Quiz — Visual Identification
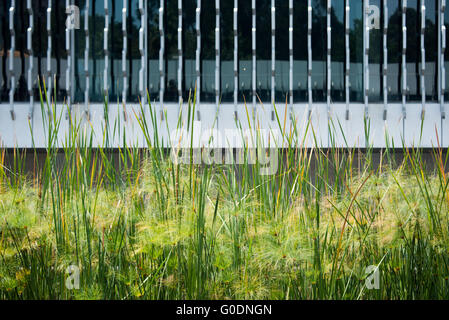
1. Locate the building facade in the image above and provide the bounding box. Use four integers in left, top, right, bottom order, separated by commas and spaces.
0, 0, 449, 148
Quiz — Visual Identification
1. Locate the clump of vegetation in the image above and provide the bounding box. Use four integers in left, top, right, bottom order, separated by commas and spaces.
0, 85, 448, 299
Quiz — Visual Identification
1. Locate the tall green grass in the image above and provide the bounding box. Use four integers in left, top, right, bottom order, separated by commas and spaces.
0, 84, 448, 299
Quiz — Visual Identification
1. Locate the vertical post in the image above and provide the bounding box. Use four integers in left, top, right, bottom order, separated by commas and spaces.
144, 0, 148, 104
47, 0, 52, 108
85, 0, 90, 117
104, 0, 109, 106
327, 0, 331, 115
66, 0, 72, 116
420, 0, 425, 119
159, 0, 164, 117
271, 1, 275, 105
402, 0, 407, 118
233, 0, 238, 117
178, 0, 183, 105
122, 0, 128, 105
139, 0, 146, 104
70, 0, 75, 115
252, 0, 256, 112
383, 0, 388, 120
345, 0, 350, 119
196, 0, 200, 106
441, 0, 446, 119
27, 0, 34, 119
307, 0, 312, 114
364, 0, 369, 119
289, 0, 293, 112
215, 0, 220, 108
9, 1, 15, 120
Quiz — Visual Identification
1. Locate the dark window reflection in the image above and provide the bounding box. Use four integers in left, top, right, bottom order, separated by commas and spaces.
182, 0, 195, 101
148, 0, 160, 102
331, 0, 345, 102
90, 1, 105, 102
238, 0, 252, 103
107, 0, 123, 103
0, 0, 11, 102
256, 0, 270, 103
51, 0, 68, 102
293, 0, 307, 102
201, 0, 215, 103
349, 0, 363, 102
74, 0, 86, 103
220, 0, 233, 103
12, 1, 28, 102
126, 0, 141, 102
387, 0, 402, 102
406, 0, 421, 101
275, 0, 289, 102
164, 0, 178, 102
368, 0, 383, 103
446, 1, 449, 101
424, 0, 438, 102
312, 0, 326, 102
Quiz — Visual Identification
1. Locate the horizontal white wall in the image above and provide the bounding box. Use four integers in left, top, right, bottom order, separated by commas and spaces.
0, 103, 446, 149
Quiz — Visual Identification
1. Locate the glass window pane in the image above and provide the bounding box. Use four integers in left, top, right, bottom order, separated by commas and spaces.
349, 0, 363, 102
275, 0, 289, 102
331, 0, 345, 102
182, 0, 195, 101
293, 0, 307, 102
312, 0, 326, 102
406, 0, 421, 101
74, 0, 86, 103
200, 0, 215, 103
126, 0, 141, 102
445, 0, 449, 101
0, 0, 11, 103
238, 0, 252, 103
424, 0, 437, 102
368, 0, 383, 102
52, 0, 68, 102
13, 0, 29, 102
108, 0, 123, 103
164, 0, 178, 102
387, 0, 402, 102
220, 0, 233, 103
148, 0, 160, 102
90, 0, 105, 102
256, 0, 270, 103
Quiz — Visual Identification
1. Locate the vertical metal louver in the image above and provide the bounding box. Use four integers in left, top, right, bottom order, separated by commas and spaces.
27, 0, 34, 119
178, 0, 182, 104
9, 0, 15, 119
159, 0, 164, 119
215, 0, 220, 108
402, 0, 407, 118
196, 0, 200, 106
307, 0, 312, 112
441, 0, 446, 118
104, 0, 109, 104
122, 0, 128, 104
288, 0, 293, 111
383, 0, 388, 119
233, 0, 238, 116
85, 0, 90, 115
345, 0, 350, 119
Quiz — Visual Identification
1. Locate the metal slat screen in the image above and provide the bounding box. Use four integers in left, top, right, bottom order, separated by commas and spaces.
0, 0, 446, 119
